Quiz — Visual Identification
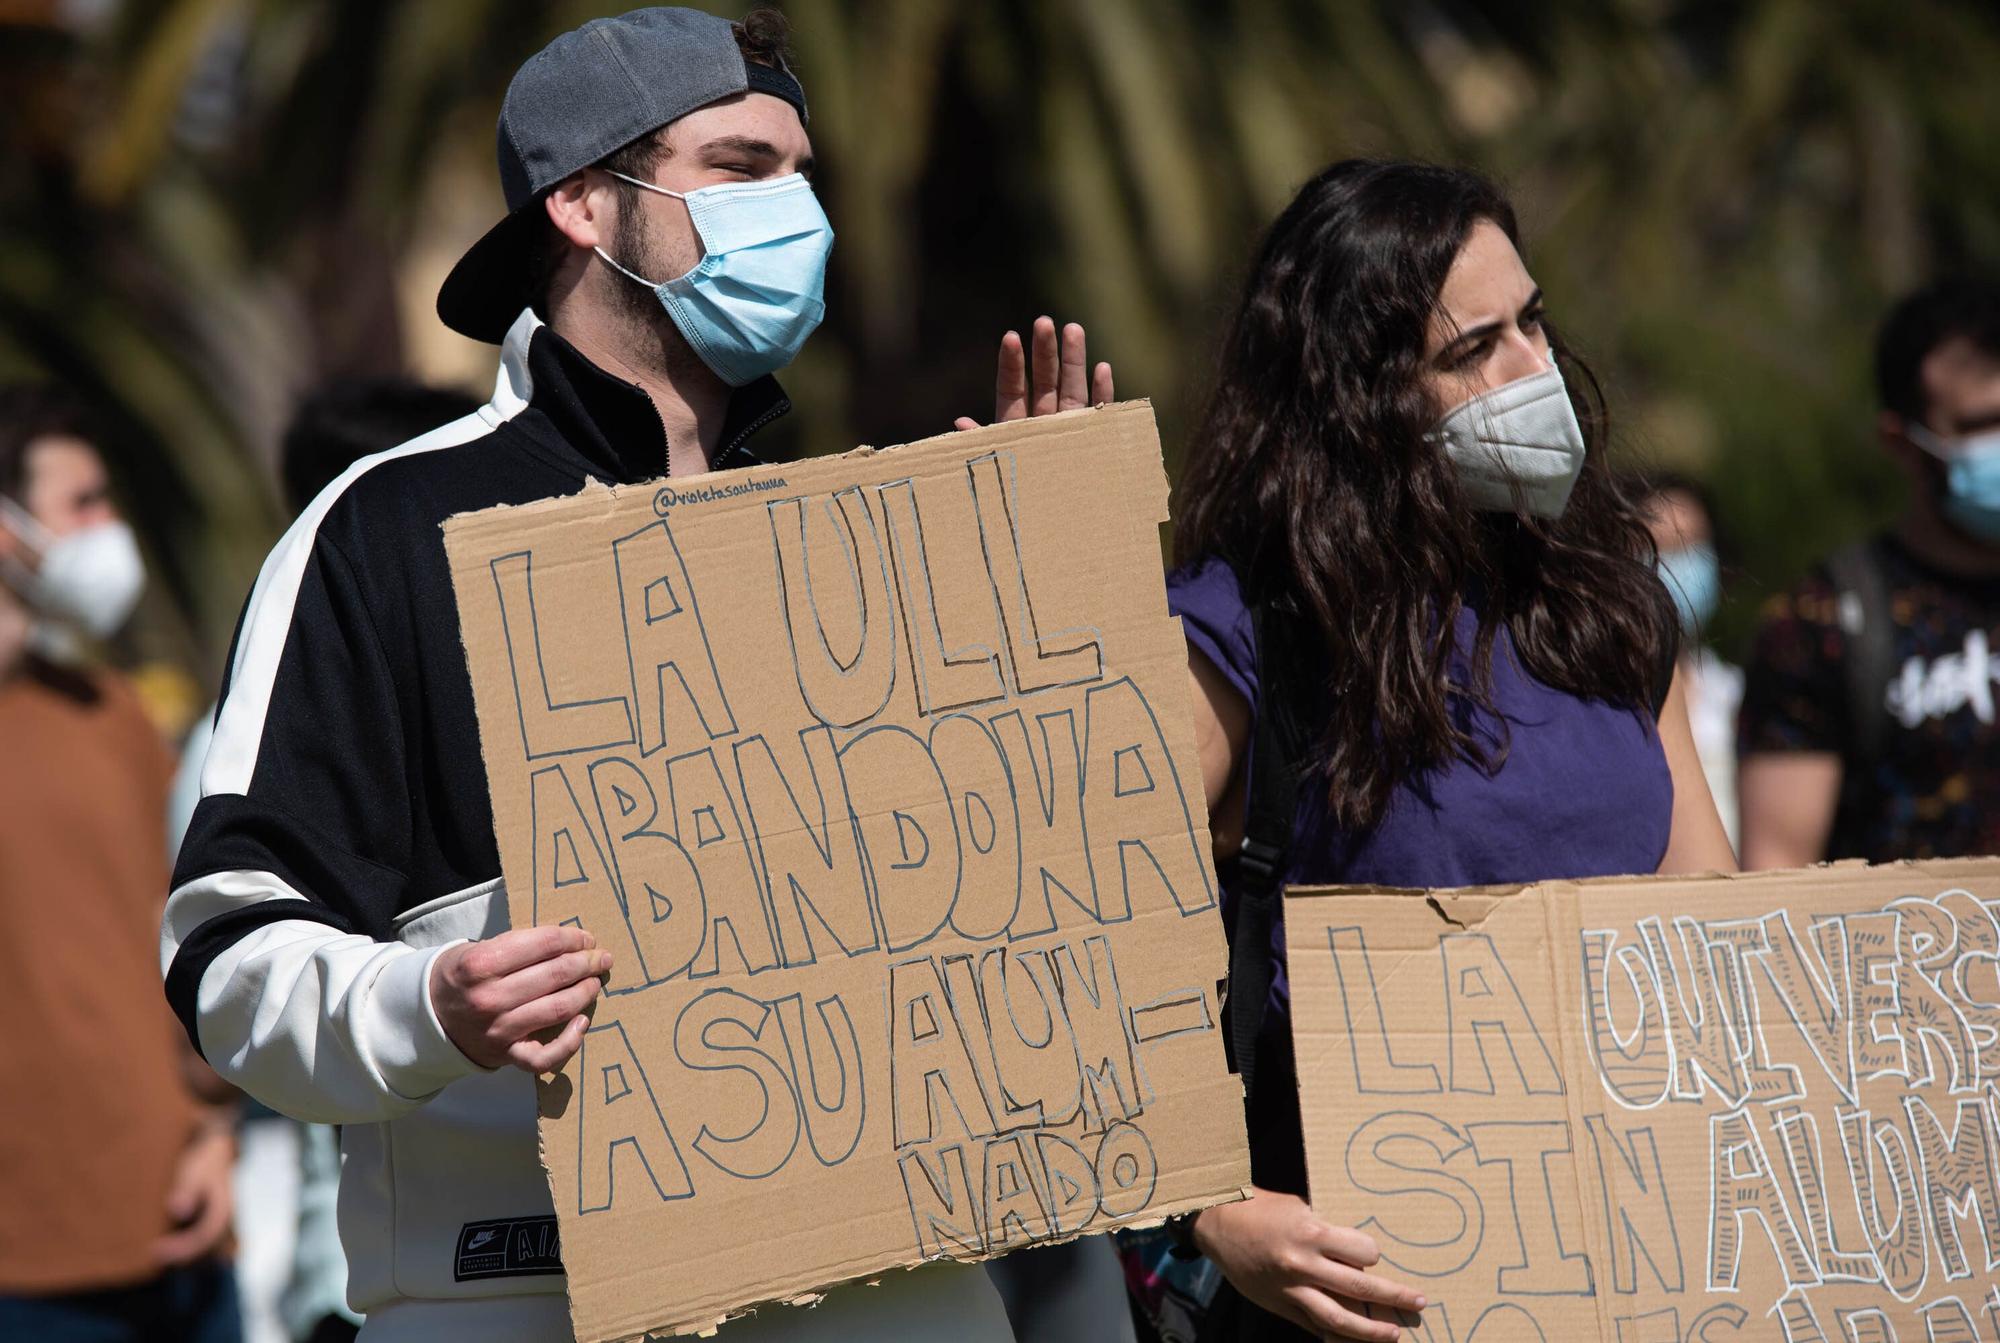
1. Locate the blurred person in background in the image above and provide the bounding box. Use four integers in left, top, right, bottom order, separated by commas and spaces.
1156, 159, 1733, 1342
1738, 278, 2000, 868
1637, 472, 1743, 847
169, 377, 481, 1343
160, 9, 1103, 1342
0, 382, 241, 1343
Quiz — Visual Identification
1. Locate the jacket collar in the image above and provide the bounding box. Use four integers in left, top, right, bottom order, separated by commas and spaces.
494, 310, 794, 484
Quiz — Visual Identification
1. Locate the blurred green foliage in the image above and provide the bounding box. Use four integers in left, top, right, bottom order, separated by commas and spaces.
3, 0, 1998, 690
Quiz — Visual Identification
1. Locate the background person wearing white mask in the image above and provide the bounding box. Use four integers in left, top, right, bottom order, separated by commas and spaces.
1739, 278, 2000, 869
0, 381, 243, 1343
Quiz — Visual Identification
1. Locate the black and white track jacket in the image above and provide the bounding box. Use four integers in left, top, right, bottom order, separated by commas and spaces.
161, 312, 1010, 1340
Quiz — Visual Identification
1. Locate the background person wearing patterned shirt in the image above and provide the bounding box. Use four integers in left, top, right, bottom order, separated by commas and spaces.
1738, 278, 2000, 867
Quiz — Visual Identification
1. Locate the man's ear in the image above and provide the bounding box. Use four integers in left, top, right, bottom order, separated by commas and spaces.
544, 170, 610, 251
1879, 409, 1938, 488
1879, 409, 1916, 461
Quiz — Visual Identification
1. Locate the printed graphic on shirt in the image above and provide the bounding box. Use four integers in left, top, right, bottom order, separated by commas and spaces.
1739, 536, 2000, 862
1884, 627, 2000, 726
454, 1216, 562, 1281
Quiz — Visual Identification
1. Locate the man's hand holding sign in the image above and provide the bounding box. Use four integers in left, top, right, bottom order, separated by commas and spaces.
432, 925, 613, 1074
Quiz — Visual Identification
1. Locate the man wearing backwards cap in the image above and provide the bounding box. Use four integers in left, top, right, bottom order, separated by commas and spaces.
162, 8, 1106, 1340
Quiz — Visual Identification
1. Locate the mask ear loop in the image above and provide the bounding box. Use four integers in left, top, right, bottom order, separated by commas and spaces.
0, 496, 49, 605
593, 246, 661, 289
0, 496, 49, 567
595, 170, 701, 289
602, 169, 689, 202
1902, 421, 1956, 462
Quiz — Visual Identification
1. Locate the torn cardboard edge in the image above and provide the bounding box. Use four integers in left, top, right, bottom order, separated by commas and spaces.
440, 399, 1163, 533
1286, 853, 1998, 915
658, 1186, 1255, 1343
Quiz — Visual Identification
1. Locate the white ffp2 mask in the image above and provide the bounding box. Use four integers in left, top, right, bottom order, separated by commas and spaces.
1431, 356, 1588, 519
0, 497, 146, 638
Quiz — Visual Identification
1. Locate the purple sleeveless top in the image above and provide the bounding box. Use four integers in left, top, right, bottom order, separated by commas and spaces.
1168, 557, 1672, 1192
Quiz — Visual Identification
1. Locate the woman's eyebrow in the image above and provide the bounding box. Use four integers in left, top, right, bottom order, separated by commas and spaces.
1438, 319, 1501, 361
1438, 288, 1547, 361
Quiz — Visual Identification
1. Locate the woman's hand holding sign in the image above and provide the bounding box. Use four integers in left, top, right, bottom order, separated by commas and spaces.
954, 315, 1115, 429
1194, 1186, 1427, 1341
431, 925, 612, 1073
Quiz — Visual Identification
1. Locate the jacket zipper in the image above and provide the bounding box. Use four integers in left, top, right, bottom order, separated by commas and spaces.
715, 398, 790, 469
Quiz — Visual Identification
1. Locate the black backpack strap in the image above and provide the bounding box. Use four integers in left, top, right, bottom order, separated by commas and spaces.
1824, 540, 1893, 766
1224, 603, 1306, 1101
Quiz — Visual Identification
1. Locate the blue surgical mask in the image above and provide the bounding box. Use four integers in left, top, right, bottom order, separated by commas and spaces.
1657, 543, 1720, 634
1909, 423, 2000, 544
596, 171, 833, 386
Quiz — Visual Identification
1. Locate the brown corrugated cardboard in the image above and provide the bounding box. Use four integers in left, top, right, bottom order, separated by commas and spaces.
442, 402, 1250, 1342
1286, 858, 2000, 1341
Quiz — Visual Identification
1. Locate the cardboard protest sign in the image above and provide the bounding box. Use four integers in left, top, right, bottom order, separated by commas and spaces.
1286, 860, 2000, 1342
442, 403, 1250, 1341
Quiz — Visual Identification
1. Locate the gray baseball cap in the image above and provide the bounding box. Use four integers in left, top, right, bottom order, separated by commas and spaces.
437, 6, 808, 343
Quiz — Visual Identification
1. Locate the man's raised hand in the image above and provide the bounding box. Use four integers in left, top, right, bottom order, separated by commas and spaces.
430, 925, 612, 1074
953, 315, 1115, 430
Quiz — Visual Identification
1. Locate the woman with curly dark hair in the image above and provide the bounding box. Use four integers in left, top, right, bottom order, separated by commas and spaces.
1166, 160, 1735, 1341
